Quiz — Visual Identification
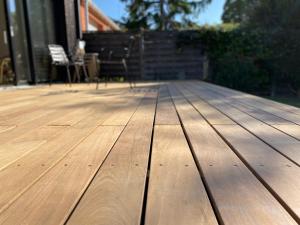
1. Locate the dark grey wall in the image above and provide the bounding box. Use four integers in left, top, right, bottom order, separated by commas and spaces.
63, 0, 78, 54
0, 0, 9, 59
83, 31, 204, 80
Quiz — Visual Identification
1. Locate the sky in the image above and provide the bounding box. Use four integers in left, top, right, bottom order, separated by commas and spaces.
95, 0, 226, 25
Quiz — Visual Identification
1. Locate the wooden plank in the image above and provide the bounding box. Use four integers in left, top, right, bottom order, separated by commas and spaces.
202, 81, 300, 116
0, 125, 15, 134
0, 84, 132, 126
0, 88, 135, 143
186, 82, 300, 165
200, 81, 300, 125
102, 93, 145, 126
0, 126, 66, 170
0, 91, 141, 213
145, 125, 218, 225
273, 124, 300, 140
0, 126, 123, 225
155, 86, 180, 125
66, 93, 157, 225
215, 124, 300, 222
175, 83, 234, 125
229, 101, 291, 125
194, 82, 293, 126
47, 108, 92, 126
168, 84, 297, 225
0, 89, 83, 123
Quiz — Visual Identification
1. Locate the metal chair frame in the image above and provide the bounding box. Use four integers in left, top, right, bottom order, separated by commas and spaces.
96, 35, 136, 89
70, 40, 89, 83
48, 44, 72, 86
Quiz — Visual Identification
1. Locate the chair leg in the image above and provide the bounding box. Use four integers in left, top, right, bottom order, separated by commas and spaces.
73, 65, 80, 83
72, 66, 76, 83
66, 65, 72, 87
122, 59, 132, 89
96, 77, 99, 90
49, 64, 53, 86
82, 65, 89, 84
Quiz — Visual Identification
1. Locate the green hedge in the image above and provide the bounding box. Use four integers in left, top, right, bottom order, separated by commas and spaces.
177, 26, 300, 96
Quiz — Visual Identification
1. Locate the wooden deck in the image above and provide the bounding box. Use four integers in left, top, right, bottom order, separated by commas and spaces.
0, 81, 299, 225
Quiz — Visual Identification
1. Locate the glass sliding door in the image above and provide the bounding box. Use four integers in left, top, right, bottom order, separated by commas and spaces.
0, 0, 14, 85
26, 0, 57, 82
6, 0, 31, 84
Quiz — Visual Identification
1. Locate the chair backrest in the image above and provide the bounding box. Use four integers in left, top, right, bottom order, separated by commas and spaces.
48, 44, 69, 65
72, 40, 86, 63
125, 35, 136, 59
100, 35, 136, 60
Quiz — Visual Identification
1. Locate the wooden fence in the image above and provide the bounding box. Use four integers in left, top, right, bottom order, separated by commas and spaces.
83, 31, 205, 80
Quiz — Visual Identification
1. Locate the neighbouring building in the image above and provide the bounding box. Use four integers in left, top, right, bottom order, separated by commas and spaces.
80, 0, 120, 32
0, 0, 118, 86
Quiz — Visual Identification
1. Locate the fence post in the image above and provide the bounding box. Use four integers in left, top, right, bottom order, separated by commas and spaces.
139, 30, 145, 79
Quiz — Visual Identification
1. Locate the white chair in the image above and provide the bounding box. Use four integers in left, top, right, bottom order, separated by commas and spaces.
48, 44, 71, 86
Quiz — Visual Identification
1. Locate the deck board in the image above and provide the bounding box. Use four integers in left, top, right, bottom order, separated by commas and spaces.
186, 82, 300, 165
169, 84, 298, 225
0, 126, 123, 225
0, 89, 142, 213
145, 87, 217, 225
66, 92, 157, 225
202, 81, 300, 125
0, 126, 66, 170
0, 82, 299, 224
155, 86, 180, 125
145, 125, 218, 225
215, 125, 300, 222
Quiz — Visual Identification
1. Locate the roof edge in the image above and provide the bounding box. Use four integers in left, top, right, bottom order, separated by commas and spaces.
88, 1, 121, 31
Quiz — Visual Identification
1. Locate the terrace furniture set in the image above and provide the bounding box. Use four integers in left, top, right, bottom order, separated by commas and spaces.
48, 36, 136, 89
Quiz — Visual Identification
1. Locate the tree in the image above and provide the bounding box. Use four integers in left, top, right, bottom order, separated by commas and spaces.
246, 0, 300, 96
120, 0, 211, 30
222, 0, 300, 96
222, 0, 257, 24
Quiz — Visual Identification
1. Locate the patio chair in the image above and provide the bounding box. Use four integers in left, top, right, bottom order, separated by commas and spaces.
48, 44, 72, 86
0, 57, 14, 84
70, 40, 89, 83
96, 35, 136, 89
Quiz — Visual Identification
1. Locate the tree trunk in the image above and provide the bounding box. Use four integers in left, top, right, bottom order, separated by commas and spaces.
160, 0, 167, 30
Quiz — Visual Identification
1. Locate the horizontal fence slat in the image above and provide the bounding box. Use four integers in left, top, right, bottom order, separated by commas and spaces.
83, 31, 204, 80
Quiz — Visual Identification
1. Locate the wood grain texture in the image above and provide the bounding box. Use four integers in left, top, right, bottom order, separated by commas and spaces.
169, 84, 298, 225
215, 124, 300, 222
102, 93, 145, 126
155, 85, 180, 125
0, 126, 123, 225
199, 81, 300, 125
176, 84, 234, 125
0, 125, 15, 134
0, 82, 299, 224
145, 125, 218, 225
66, 93, 157, 225
273, 124, 300, 140
0, 87, 141, 214
0, 126, 66, 171
185, 82, 300, 165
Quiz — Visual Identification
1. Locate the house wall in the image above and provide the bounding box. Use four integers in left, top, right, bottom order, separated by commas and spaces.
0, 1, 9, 59
63, 0, 79, 53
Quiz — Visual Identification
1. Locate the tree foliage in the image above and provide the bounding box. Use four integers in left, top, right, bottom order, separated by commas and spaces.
246, 0, 300, 95
222, 0, 257, 23
212, 0, 300, 96
177, 27, 271, 93
120, 0, 211, 30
